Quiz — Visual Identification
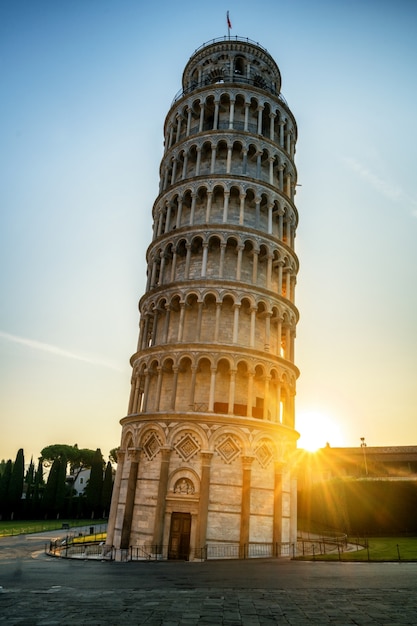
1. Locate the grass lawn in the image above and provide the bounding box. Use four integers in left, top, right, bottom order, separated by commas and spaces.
298, 536, 417, 562
0, 519, 106, 537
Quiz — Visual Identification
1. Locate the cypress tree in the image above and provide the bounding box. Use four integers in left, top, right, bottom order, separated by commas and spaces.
32, 459, 44, 518
101, 461, 114, 517
0, 460, 12, 519
85, 448, 104, 518
9, 448, 24, 519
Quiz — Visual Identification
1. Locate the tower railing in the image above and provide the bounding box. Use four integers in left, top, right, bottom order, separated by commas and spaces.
172, 75, 288, 106
190, 36, 271, 57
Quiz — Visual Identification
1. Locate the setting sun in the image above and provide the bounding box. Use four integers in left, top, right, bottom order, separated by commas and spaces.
296, 410, 345, 451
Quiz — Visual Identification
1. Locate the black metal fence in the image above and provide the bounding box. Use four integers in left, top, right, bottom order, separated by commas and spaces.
125, 542, 295, 562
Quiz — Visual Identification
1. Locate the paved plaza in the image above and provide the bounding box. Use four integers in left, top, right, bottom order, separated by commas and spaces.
1, 531, 417, 624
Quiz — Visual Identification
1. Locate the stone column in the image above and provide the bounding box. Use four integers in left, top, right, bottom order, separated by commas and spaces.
155, 366, 163, 411
171, 157, 177, 185
177, 302, 186, 342
246, 369, 254, 417
214, 303, 221, 342
278, 164, 284, 192
137, 318, 145, 351
279, 120, 285, 148
162, 304, 171, 343
150, 257, 158, 287
244, 102, 249, 131
236, 244, 243, 280
182, 152, 188, 180
205, 190, 213, 222
276, 207, 283, 240
257, 106, 264, 135
127, 376, 136, 414
171, 366, 179, 410
268, 203, 273, 234
263, 376, 270, 420
269, 156, 274, 185
252, 249, 258, 284
219, 242, 226, 278
256, 152, 262, 180
165, 202, 172, 233
290, 474, 298, 544
105, 450, 125, 548
190, 193, 197, 225
196, 147, 202, 176
199, 102, 205, 132
210, 145, 216, 173
229, 99, 235, 129
269, 112, 276, 141
278, 261, 284, 296
276, 378, 282, 422
142, 369, 151, 412
152, 447, 171, 550
189, 365, 198, 410
170, 248, 177, 282
250, 307, 256, 348
226, 145, 232, 173
201, 242, 208, 277
184, 243, 192, 279
208, 366, 216, 411
151, 309, 159, 344
168, 125, 174, 150
273, 461, 283, 546
240, 456, 254, 555
242, 149, 248, 176
232, 304, 240, 344
196, 300, 203, 341
239, 192, 246, 224
176, 198, 183, 228
266, 253, 273, 290
213, 99, 220, 130
197, 452, 213, 554
186, 107, 192, 136
223, 191, 230, 223
120, 449, 140, 550
228, 368, 236, 415
264, 312, 271, 352
175, 114, 182, 142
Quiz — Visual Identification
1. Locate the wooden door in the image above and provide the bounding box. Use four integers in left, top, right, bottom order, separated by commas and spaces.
168, 512, 191, 560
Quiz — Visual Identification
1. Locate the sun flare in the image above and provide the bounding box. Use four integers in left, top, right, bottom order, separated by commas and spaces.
296, 410, 344, 452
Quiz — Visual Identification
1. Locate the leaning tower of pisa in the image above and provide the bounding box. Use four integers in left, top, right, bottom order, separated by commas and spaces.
106, 36, 300, 560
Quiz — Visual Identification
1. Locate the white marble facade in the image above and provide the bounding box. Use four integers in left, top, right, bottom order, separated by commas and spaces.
106, 37, 300, 560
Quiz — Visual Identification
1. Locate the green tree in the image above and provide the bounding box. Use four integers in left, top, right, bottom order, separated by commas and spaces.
101, 461, 114, 517
109, 448, 119, 465
25, 457, 35, 485
85, 448, 104, 518
43, 457, 67, 518
0, 459, 12, 518
30, 459, 44, 518
41, 444, 96, 480
9, 448, 24, 519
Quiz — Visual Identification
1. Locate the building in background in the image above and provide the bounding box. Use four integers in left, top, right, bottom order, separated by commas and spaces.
106, 36, 300, 560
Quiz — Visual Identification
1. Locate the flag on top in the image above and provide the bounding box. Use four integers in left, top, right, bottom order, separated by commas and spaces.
227, 11, 232, 29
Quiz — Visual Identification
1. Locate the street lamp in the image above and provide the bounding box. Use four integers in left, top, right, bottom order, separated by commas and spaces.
360, 437, 368, 476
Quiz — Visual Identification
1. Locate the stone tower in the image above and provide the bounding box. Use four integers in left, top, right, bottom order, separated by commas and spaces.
106, 36, 299, 560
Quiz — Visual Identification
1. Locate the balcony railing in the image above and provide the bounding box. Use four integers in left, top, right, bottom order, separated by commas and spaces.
172, 74, 288, 106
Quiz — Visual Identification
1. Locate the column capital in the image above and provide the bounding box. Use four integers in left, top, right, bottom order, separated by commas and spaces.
200, 451, 214, 464
242, 455, 254, 470
127, 447, 141, 462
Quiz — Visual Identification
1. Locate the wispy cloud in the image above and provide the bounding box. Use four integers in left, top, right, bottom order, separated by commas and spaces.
0, 331, 122, 371
343, 156, 417, 216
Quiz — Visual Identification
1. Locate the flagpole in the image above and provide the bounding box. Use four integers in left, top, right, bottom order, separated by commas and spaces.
227, 11, 231, 39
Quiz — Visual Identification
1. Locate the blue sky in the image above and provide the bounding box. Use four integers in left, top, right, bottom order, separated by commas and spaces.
1, 0, 417, 460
